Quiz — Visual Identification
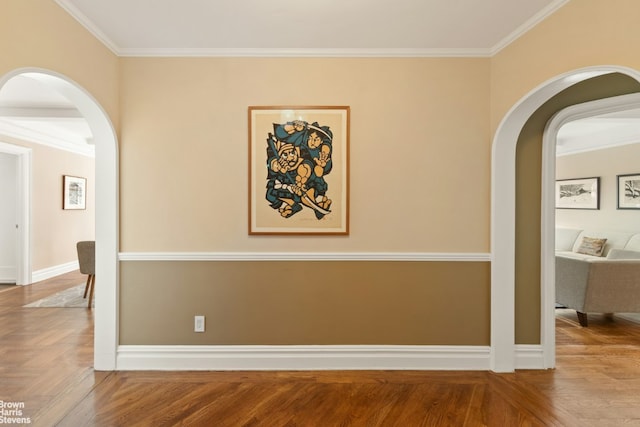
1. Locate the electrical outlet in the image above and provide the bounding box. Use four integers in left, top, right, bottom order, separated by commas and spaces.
194, 315, 205, 332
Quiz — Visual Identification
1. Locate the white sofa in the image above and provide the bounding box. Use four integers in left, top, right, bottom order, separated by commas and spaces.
555, 227, 640, 326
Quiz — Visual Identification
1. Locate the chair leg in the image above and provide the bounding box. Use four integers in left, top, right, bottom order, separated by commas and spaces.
577, 311, 588, 327
87, 275, 95, 309
83, 274, 92, 298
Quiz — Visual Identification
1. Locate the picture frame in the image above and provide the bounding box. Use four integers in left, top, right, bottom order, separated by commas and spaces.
62, 175, 87, 210
617, 173, 640, 209
555, 177, 600, 210
248, 106, 350, 235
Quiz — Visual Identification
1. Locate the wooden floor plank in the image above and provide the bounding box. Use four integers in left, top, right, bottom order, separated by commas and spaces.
2, 271, 640, 426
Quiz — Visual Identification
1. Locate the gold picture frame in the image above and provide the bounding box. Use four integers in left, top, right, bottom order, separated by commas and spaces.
248, 106, 350, 235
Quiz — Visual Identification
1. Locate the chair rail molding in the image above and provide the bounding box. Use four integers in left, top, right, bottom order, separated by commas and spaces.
118, 252, 491, 262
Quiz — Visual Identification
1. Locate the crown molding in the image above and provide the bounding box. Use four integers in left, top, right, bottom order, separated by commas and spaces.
54, 0, 120, 55
117, 47, 492, 58
557, 138, 640, 157
490, 0, 570, 55
0, 119, 95, 158
554, 92, 640, 156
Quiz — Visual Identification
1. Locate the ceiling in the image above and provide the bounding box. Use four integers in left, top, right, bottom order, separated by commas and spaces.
0, 0, 638, 156
557, 108, 640, 156
0, 74, 94, 156
55, 0, 566, 56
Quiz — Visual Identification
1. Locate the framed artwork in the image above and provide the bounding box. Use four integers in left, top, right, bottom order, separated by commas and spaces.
555, 177, 600, 210
62, 175, 87, 210
248, 106, 350, 235
617, 173, 640, 209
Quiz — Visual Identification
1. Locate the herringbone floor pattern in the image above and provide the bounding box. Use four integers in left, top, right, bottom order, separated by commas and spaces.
1, 270, 640, 426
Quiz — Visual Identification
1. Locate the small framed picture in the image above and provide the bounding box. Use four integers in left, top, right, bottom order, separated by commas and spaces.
63, 175, 87, 210
555, 177, 600, 210
617, 173, 640, 209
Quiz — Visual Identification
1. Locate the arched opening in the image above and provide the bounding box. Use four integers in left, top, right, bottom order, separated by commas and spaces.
0, 68, 119, 370
541, 92, 640, 366
491, 66, 640, 372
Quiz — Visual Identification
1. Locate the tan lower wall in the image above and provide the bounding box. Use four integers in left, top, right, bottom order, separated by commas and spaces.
120, 261, 490, 346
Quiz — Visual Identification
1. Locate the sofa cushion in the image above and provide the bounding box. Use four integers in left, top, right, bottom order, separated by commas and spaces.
607, 248, 640, 259
556, 227, 582, 251
556, 251, 603, 261
625, 234, 640, 252
576, 236, 607, 257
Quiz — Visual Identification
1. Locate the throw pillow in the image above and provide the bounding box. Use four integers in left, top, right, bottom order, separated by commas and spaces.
576, 236, 607, 257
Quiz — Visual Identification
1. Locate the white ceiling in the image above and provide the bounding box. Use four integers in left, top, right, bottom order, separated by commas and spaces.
557, 108, 640, 156
0, 0, 638, 156
0, 74, 94, 156
55, 0, 566, 56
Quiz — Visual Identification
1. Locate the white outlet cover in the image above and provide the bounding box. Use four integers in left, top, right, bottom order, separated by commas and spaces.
194, 315, 205, 332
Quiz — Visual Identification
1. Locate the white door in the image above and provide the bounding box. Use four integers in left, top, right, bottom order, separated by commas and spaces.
0, 152, 17, 283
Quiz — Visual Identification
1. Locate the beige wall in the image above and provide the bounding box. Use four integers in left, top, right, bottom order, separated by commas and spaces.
0, 0, 119, 131
117, 57, 492, 345
491, 0, 640, 134
0, 0, 117, 273
119, 57, 491, 252
0, 136, 95, 271
5, 0, 640, 348
36, 147, 95, 270
557, 143, 640, 232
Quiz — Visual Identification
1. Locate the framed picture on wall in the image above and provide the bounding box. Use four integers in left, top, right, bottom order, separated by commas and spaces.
617, 173, 640, 209
248, 106, 350, 235
63, 175, 87, 210
555, 177, 600, 210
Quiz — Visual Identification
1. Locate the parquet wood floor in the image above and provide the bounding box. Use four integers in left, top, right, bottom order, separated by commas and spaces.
1, 271, 640, 426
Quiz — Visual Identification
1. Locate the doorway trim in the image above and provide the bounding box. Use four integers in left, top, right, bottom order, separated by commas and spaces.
540, 92, 640, 368
492, 65, 640, 372
0, 68, 119, 370
0, 142, 31, 285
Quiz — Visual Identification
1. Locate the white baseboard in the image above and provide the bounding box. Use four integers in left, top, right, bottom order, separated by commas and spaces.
617, 313, 640, 324
515, 345, 547, 369
117, 345, 492, 371
32, 260, 79, 283
116, 344, 549, 371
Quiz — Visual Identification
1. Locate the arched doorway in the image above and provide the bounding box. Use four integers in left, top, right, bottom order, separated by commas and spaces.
491, 65, 640, 372
0, 68, 119, 370
541, 92, 640, 366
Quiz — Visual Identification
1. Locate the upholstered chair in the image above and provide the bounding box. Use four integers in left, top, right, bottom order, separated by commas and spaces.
76, 241, 95, 308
